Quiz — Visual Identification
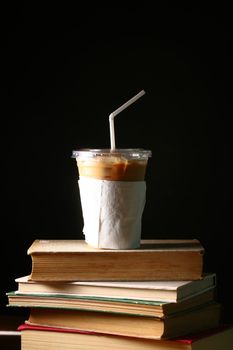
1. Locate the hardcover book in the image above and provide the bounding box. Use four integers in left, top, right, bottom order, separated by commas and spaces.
18, 323, 233, 350
27, 239, 204, 281
6, 289, 215, 318
24, 302, 222, 340
13, 273, 216, 303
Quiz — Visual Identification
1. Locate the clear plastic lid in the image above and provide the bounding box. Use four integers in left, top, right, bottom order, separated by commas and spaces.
72, 148, 152, 160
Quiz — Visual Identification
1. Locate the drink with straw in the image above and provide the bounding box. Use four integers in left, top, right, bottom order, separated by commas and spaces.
73, 91, 152, 249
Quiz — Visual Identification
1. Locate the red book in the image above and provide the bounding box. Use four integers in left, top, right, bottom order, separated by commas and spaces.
18, 323, 233, 350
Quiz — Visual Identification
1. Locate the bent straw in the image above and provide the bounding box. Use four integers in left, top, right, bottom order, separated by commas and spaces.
109, 90, 146, 150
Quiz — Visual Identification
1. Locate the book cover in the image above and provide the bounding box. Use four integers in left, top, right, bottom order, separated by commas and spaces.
18, 323, 233, 350
27, 239, 204, 281
14, 272, 216, 302
24, 302, 222, 340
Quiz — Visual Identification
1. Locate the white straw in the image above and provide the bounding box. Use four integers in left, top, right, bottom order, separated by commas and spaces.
109, 90, 146, 150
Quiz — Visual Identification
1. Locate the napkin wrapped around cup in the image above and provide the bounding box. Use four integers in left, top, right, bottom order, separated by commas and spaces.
78, 177, 146, 249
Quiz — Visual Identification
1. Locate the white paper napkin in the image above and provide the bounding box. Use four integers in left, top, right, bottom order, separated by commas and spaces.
78, 177, 146, 249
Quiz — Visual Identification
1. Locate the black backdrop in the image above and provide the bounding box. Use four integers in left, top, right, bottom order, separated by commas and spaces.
1, 4, 232, 322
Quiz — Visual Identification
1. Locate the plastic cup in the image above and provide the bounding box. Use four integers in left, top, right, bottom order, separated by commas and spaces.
72, 148, 152, 249
73, 149, 151, 181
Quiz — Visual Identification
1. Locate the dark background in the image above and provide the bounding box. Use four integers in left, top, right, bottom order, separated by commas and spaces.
1, 3, 232, 323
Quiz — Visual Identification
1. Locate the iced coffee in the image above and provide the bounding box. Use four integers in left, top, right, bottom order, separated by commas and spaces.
73, 149, 150, 181
72, 148, 152, 249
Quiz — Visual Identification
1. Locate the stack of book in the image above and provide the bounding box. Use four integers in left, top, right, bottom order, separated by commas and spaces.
6, 239, 233, 349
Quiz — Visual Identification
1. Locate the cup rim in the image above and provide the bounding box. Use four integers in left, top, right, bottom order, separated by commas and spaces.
72, 148, 152, 160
